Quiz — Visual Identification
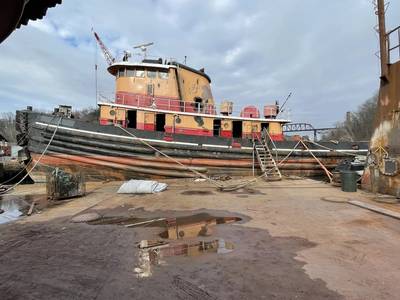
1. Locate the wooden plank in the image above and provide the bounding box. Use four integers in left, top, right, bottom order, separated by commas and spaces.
27, 201, 36, 216
348, 200, 400, 220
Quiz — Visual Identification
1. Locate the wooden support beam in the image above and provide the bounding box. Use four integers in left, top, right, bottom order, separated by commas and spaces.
348, 200, 400, 220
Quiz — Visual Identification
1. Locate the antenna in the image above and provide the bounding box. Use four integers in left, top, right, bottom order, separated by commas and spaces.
278, 92, 292, 115
133, 42, 154, 59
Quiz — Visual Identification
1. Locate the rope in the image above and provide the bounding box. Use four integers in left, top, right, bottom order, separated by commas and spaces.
300, 139, 333, 183
276, 140, 302, 166
0, 117, 62, 195
115, 126, 313, 190
307, 139, 363, 157
115, 125, 224, 189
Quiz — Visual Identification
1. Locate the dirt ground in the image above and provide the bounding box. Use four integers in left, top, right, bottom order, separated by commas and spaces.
1, 178, 400, 299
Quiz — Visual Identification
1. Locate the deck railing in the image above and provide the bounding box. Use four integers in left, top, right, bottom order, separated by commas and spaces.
112, 93, 217, 115
97, 93, 291, 120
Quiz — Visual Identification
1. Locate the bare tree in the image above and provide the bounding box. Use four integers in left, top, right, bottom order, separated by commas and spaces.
0, 112, 17, 142
321, 94, 378, 142
73, 107, 99, 123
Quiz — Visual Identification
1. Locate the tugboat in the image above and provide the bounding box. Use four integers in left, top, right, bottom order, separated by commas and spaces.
16, 33, 368, 180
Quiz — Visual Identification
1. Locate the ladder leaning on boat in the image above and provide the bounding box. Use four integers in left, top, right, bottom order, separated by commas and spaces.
254, 129, 282, 181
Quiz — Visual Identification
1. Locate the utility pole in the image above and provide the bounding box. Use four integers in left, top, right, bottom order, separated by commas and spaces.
377, 0, 388, 81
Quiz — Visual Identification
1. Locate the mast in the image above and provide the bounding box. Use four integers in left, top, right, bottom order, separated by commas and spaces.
376, 0, 388, 81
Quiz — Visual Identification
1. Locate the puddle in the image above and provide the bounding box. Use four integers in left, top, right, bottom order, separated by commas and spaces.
180, 190, 215, 195
0, 196, 29, 224
0, 194, 48, 224
88, 212, 242, 228
134, 238, 234, 278
84, 210, 242, 278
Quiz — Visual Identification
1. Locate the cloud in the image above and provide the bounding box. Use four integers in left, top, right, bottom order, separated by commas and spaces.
0, 0, 399, 128
224, 47, 242, 65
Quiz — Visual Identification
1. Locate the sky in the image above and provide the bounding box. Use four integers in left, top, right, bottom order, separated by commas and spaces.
0, 0, 399, 127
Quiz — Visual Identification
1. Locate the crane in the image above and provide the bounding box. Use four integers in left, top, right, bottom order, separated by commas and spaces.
92, 30, 115, 66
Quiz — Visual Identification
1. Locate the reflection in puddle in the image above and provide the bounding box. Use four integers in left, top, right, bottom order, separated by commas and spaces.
134, 239, 234, 278
0, 196, 29, 224
88, 213, 241, 228
0, 194, 47, 224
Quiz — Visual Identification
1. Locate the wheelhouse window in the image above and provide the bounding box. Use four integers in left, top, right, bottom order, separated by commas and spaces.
118, 68, 126, 77
147, 70, 157, 78
135, 69, 145, 77
158, 70, 169, 79
126, 69, 135, 77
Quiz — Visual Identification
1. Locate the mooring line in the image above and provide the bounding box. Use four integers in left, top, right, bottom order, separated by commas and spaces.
115, 125, 311, 191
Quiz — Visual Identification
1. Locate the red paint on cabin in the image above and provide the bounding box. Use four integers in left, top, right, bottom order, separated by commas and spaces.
100, 119, 126, 127
165, 126, 212, 136
137, 122, 155, 131
242, 132, 261, 139
240, 106, 260, 118
220, 130, 232, 138
270, 133, 284, 141
100, 118, 110, 125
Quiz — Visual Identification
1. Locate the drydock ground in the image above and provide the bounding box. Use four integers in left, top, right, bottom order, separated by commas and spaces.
1, 178, 400, 300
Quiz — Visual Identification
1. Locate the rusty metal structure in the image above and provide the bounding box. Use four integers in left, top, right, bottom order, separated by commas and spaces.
362, 0, 400, 196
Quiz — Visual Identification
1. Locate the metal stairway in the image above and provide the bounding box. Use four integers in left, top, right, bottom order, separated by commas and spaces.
254, 130, 282, 181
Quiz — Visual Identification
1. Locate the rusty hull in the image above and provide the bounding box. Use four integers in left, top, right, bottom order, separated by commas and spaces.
30, 153, 344, 181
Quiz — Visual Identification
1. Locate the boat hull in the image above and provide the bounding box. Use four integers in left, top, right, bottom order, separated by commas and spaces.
17, 112, 369, 180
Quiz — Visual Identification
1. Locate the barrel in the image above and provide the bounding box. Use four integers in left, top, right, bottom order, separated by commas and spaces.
340, 170, 357, 192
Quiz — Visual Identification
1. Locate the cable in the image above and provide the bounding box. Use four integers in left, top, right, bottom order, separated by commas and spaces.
307, 139, 361, 157
115, 125, 307, 191
300, 139, 333, 183
115, 124, 224, 189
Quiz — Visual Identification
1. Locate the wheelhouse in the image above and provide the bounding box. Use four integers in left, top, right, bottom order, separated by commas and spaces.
99, 59, 290, 142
